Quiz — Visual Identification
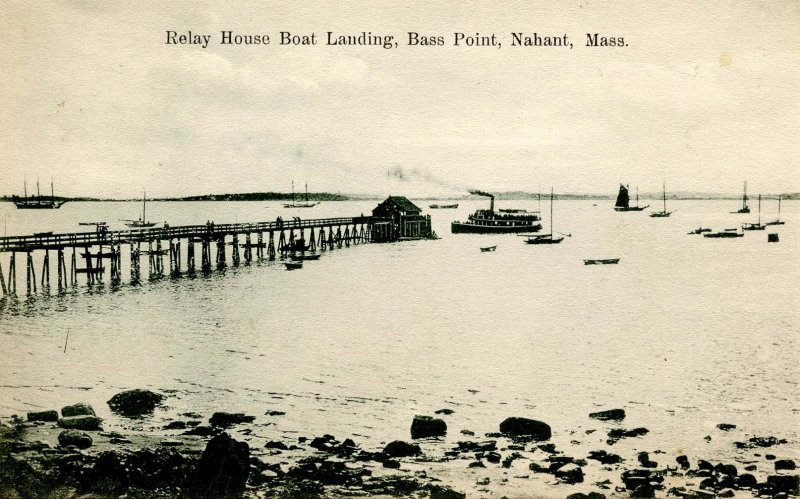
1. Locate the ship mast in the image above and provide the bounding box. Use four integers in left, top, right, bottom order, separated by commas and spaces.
550, 187, 554, 236
662, 182, 666, 213
743, 181, 748, 210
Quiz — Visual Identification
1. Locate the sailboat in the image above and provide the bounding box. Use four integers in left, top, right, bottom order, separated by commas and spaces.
124, 191, 158, 228
731, 181, 750, 213
649, 183, 673, 217
525, 188, 564, 244
742, 194, 765, 231
283, 182, 319, 208
765, 195, 786, 226
613, 184, 648, 211
13, 179, 67, 209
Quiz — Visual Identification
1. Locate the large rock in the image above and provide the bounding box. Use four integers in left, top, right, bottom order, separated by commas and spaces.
589, 409, 626, 421
189, 432, 250, 497
554, 463, 584, 484
382, 440, 421, 458
57, 415, 102, 431
26, 410, 58, 422
209, 412, 256, 428
58, 430, 93, 449
410, 415, 447, 439
61, 403, 95, 417
765, 475, 799, 495
499, 417, 551, 441
107, 389, 165, 416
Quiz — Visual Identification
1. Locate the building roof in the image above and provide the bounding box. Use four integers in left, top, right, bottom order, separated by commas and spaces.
374, 196, 422, 214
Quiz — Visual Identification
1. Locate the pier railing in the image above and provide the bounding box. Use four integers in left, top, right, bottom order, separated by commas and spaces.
0, 216, 373, 252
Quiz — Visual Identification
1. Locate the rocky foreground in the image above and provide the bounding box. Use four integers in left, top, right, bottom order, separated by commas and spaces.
0, 389, 798, 498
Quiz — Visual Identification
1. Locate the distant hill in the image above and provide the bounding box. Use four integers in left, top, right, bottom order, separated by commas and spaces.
1, 191, 797, 202
164, 192, 349, 202
0, 192, 350, 202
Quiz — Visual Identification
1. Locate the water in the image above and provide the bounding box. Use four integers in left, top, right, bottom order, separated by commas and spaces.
0, 199, 798, 476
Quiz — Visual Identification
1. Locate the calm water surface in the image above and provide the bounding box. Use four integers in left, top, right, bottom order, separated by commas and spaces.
0, 199, 798, 467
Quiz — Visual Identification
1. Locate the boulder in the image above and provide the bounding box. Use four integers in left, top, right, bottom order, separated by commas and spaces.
189, 432, 250, 497
61, 403, 95, 417
736, 473, 757, 488
714, 463, 737, 477
716, 423, 736, 431
589, 409, 626, 421
775, 459, 796, 471
209, 412, 255, 428
435, 408, 454, 415
588, 450, 623, 465
676, 455, 690, 469
58, 430, 93, 449
26, 410, 59, 422
765, 475, 799, 495
554, 463, 584, 484
428, 484, 466, 499
638, 452, 657, 468
382, 440, 421, 458
410, 415, 447, 439
499, 417, 551, 441
383, 459, 401, 469
107, 389, 165, 416
57, 415, 102, 431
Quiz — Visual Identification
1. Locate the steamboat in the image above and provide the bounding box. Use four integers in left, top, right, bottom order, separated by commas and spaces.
451, 190, 542, 234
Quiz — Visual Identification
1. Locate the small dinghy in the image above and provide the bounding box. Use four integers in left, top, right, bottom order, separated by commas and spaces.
584, 258, 620, 265
480, 245, 497, 252
284, 261, 303, 270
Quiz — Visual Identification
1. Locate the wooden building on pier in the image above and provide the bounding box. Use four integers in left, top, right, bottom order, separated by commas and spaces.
371, 196, 433, 242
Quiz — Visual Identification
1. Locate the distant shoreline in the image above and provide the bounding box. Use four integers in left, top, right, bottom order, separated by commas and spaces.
1, 192, 798, 202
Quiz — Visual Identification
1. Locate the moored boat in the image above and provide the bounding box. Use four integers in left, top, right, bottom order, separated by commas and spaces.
451, 190, 542, 234
688, 227, 712, 234
614, 184, 648, 212
480, 245, 497, 252
731, 181, 750, 213
649, 183, 673, 217
12, 180, 67, 209
289, 253, 321, 261
742, 194, 765, 231
525, 188, 565, 245
124, 191, 158, 228
429, 203, 459, 209
283, 182, 319, 208
704, 230, 744, 238
765, 195, 785, 226
284, 261, 303, 270
584, 258, 620, 265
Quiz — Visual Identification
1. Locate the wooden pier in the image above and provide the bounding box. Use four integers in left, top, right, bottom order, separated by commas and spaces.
0, 216, 374, 296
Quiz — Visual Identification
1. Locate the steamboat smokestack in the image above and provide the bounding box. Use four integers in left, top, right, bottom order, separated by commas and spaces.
469, 190, 495, 212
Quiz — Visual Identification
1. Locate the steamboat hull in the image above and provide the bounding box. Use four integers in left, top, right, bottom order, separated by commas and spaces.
451, 222, 542, 234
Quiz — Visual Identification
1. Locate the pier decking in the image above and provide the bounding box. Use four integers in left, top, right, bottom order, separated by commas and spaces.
0, 216, 374, 296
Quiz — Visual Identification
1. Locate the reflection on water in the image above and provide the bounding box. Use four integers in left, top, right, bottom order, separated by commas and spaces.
0, 200, 798, 465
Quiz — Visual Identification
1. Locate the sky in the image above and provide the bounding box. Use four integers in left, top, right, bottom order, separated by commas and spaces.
1, 0, 799, 198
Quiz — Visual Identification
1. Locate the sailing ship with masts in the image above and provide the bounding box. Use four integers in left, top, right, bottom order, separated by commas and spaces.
12, 179, 67, 209
451, 190, 542, 234
731, 181, 750, 213
525, 188, 564, 244
613, 184, 648, 212
742, 194, 765, 231
765, 195, 786, 226
124, 191, 158, 228
283, 182, 319, 208
649, 183, 673, 217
